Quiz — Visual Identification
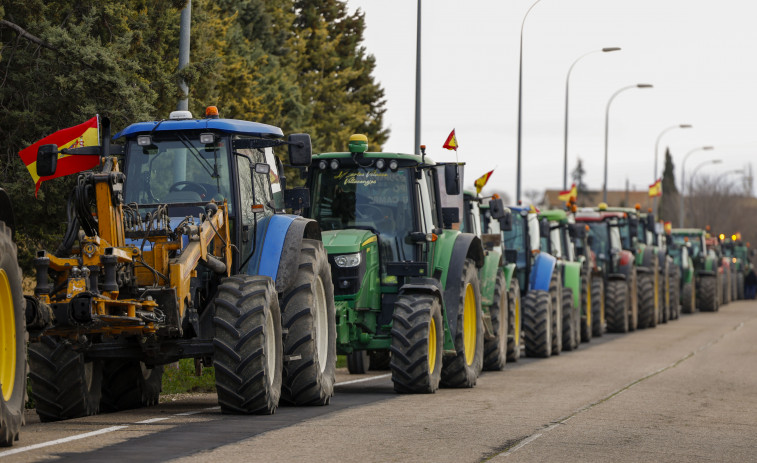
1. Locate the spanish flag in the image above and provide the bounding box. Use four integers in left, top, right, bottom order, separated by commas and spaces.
558, 183, 577, 203
474, 169, 494, 195
648, 178, 662, 197
18, 116, 100, 195
442, 129, 458, 151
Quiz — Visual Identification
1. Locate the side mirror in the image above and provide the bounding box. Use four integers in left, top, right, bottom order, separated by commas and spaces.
444, 164, 462, 195
499, 211, 513, 232
539, 218, 550, 238
288, 133, 312, 166
442, 207, 460, 228
37, 144, 59, 177
488, 198, 512, 231
254, 163, 271, 175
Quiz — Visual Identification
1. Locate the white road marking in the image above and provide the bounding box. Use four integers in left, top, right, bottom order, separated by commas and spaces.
175, 406, 221, 416
334, 373, 391, 386
0, 426, 128, 458
134, 417, 170, 424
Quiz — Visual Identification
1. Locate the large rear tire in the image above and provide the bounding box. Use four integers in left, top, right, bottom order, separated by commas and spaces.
390, 293, 443, 393
591, 277, 605, 337
681, 280, 695, 314
637, 273, 655, 329
280, 239, 336, 406
562, 287, 578, 351
29, 337, 103, 422
698, 275, 719, 312
506, 279, 522, 362
606, 280, 629, 333
523, 290, 552, 357
100, 361, 163, 412
483, 270, 508, 371
737, 273, 745, 300
441, 259, 484, 388
580, 274, 592, 343
549, 271, 563, 356
669, 268, 680, 320
213, 275, 282, 414
0, 222, 26, 446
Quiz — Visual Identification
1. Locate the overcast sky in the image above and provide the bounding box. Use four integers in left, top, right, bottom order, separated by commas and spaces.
345, 0, 757, 202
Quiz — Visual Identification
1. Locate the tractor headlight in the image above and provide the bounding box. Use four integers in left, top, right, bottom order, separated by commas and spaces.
330, 159, 340, 170
334, 253, 361, 268
389, 160, 399, 171
319, 160, 328, 170
375, 158, 386, 170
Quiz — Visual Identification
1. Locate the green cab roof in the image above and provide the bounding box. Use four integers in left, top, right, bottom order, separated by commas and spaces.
671, 228, 704, 235
313, 151, 433, 165
538, 209, 568, 222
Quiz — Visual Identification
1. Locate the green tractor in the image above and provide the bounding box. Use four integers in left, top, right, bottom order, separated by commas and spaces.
722, 234, 749, 300
537, 209, 585, 352
306, 136, 487, 392
670, 229, 720, 311
460, 191, 515, 370
638, 211, 678, 324
666, 230, 696, 313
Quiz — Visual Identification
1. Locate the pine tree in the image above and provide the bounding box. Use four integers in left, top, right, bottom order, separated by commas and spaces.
659, 148, 680, 223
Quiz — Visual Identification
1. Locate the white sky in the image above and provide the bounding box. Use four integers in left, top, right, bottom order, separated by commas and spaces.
345, 0, 757, 201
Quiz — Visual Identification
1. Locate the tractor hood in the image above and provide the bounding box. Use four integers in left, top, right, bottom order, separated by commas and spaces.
321, 229, 376, 254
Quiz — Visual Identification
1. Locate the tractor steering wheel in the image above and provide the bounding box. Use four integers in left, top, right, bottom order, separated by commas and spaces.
169, 181, 208, 199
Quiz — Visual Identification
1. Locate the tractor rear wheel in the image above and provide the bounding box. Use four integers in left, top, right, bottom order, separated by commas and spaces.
669, 268, 680, 320
0, 221, 26, 446
637, 273, 655, 329
29, 337, 103, 422
280, 239, 336, 406
441, 259, 483, 388
562, 287, 578, 351
605, 280, 629, 333
737, 273, 745, 300
346, 351, 369, 374
213, 275, 282, 414
100, 361, 163, 412
549, 271, 562, 356
698, 275, 719, 312
591, 277, 605, 337
523, 290, 552, 358
721, 271, 731, 306
580, 274, 592, 343
681, 280, 695, 313
390, 293, 443, 393
483, 270, 508, 371
506, 279, 522, 362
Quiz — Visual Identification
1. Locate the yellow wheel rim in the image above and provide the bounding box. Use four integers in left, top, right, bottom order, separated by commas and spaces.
586, 284, 592, 329
428, 317, 437, 374
0, 269, 16, 402
463, 283, 477, 366
514, 293, 521, 347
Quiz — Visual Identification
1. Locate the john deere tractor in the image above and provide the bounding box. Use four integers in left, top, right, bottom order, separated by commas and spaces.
667, 231, 696, 313
306, 137, 485, 392
23, 109, 337, 423
502, 206, 557, 358
722, 234, 749, 300
460, 190, 514, 370
0, 188, 26, 446
671, 229, 720, 311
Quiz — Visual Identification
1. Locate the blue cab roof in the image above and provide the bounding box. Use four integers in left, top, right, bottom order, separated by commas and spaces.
113, 118, 283, 140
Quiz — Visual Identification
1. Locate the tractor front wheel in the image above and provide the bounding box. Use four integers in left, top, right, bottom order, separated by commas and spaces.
605, 280, 629, 333
698, 275, 719, 312
483, 270, 508, 371
523, 290, 552, 358
213, 275, 282, 414
506, 279, 522, 362
549, 271, 563, 356
390, 293, 443, 393
591, 277, 605, 337
637, 273, 655, 329
562, 287, 578, 351
682, 280, 695, 314
580, 274, 592, 343
0, 221, 26, 446
280, 239, 336, 406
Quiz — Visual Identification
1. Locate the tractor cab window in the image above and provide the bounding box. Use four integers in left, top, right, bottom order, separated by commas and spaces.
504, 213, 527, 267
617, 220, 632, 250
417, 169, 438, 233
671, 234, 704, 258
586, 222, 609, 262
124, 134, 232, 209
311, 167, 415, 262
462, 199, 481, 236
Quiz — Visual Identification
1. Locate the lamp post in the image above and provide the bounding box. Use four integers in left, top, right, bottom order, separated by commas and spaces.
679, 146, 714, 227
602, 83, 654, 202
414, 0, 422, 154
563, 47, 621, 190
652, 123, 691, 212
516, 0, 543, 203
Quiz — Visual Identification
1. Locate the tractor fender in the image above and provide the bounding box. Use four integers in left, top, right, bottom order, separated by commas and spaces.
247, 214, 321, 294
636, 266, 652, 275
503, 262, 516, 290
0, 188, 15, 238
608, 272, 627, 282
529, 252, 556, 292
400, 278, 444, 301
442, 233, 484, 339
618, 250, 635, 279
479, 249, 503, 307
697, 270, 716, 277
562, 261, 582, 308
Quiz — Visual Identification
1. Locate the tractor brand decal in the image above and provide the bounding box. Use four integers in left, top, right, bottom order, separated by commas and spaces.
334, 169, 388, 186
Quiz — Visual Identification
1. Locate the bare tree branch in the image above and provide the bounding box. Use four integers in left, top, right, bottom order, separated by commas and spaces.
0, 19, 56, 52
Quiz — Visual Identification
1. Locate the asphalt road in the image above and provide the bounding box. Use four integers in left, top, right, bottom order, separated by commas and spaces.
3, 300, 757, 462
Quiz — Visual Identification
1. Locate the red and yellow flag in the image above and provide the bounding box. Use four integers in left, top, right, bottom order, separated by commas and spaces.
648, 178, 662, 197
558, 183, 577, 203
664, 221, 672, 234
442, 129, 458, 151
474, 169, 494, 195
19, 116, 100, 195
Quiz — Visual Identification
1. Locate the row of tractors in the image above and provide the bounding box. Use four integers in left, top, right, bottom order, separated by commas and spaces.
0, 114, 750, 446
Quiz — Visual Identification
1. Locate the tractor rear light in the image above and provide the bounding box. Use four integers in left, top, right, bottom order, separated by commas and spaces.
251, 204, 265, 214
200, 133, 216, 144
137, 135, 152, 146
334, 253, 361, 268
330, 159, 340, 170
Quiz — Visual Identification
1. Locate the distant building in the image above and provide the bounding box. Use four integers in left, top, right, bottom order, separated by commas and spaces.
542, 189, 654, 210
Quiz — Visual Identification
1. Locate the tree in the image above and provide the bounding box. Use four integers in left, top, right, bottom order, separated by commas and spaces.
659, 148, 679, 223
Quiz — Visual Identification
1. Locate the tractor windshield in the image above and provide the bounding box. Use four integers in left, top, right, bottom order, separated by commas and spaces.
504, 212, 528, 267
311, 167, 416, 262
586, 222, 609, 261
671, 233, 705, 258
123, 134, 232, 207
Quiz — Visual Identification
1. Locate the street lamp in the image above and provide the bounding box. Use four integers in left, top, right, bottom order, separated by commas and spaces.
563, 47, 621, 190
414, 0, 422, 154
679, 146, 714, 227
516, 0, 543, 203
652, 123, 692, 212
602, 83, 654, 202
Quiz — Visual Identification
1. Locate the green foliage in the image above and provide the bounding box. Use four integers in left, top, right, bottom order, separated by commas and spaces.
161, 359, 217, 395
0, 0, 387, 272
659, 148, 679, 222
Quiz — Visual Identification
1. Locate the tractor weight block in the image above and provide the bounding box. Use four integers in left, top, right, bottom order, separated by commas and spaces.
386, 261, 429, 277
